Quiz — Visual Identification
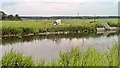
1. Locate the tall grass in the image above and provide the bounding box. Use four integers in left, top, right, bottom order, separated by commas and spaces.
2, 44, 119, 66
2, 50, 34, 66
2, 19, 118, 36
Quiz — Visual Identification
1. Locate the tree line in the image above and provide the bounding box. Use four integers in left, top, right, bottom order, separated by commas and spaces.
21, 16, 119, 20
1, 11, 21, 20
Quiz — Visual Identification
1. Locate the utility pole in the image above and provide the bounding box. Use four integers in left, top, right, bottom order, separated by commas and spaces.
93, 14, 96, 21
77, 12, 79, 19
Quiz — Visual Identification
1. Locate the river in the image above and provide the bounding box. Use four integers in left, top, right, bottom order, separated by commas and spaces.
1, 31, 119, 61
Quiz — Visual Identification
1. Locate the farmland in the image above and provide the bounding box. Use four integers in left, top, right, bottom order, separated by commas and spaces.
1, 18, 119, 36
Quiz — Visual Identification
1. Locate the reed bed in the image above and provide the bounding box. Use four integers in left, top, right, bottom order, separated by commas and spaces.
1, 44, 119, 66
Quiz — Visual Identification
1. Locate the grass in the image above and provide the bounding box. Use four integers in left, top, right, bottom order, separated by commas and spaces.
1, 50, 34, 66
1, 44, 119, 66
1, 18, 119, 36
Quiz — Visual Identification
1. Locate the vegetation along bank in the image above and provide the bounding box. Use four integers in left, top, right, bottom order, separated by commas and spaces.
2, 19, 119, 37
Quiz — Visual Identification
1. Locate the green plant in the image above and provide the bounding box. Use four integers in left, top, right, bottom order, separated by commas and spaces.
3, 18, 119, 36
2, 44, 118, 66
2, 50, 34, 67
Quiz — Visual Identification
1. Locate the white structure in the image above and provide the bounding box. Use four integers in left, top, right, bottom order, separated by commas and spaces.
55, 19, 61, 25
52, 19, 62, 25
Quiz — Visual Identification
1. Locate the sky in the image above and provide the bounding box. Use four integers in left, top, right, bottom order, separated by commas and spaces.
0, 0, 119, 16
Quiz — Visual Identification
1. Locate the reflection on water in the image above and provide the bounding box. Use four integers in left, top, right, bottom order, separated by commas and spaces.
1, 31, 119, 61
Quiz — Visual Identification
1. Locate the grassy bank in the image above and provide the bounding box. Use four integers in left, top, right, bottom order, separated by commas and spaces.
2, 19, 119, 36
1, 44, 119, 66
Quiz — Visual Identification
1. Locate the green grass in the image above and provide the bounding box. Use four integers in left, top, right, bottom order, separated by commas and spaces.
1, 50, 34, 66
1, 44, 119, 66
1, 18, 119, 36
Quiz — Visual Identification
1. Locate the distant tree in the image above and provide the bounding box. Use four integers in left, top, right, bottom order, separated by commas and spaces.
1, 11, 7, 20
7, 14, 14, 20
1, 11, 22, 21
15, 14, 21, 20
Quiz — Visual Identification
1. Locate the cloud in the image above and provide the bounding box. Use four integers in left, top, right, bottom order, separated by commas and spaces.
2, 2, 83, 16
1, 0, 119, 2
0, 3, 2, 10
2, 2, 118, 16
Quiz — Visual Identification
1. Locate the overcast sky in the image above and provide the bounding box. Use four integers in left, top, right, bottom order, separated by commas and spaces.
0, 0, 119, 16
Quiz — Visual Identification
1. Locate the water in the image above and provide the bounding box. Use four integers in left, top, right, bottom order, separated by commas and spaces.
1, 31, 119, 61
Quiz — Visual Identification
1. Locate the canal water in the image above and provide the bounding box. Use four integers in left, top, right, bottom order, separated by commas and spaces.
1, 31, 119, 61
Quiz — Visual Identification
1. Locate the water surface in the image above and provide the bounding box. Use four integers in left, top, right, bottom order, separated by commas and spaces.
2, 31, 119, 61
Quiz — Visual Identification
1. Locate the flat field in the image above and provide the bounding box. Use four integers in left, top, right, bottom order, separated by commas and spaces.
1, 18, 119, 35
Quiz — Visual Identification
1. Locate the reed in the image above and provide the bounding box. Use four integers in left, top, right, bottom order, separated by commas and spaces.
2, 44, 119, 66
